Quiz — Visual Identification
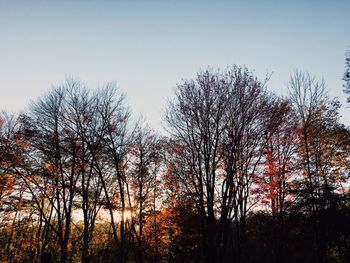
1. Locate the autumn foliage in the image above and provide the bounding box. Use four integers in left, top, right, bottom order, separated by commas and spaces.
1, 66, 350, 263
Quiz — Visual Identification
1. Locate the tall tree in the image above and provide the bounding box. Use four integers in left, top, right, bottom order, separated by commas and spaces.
220, 67, 270, 262
288, 70, 327, 213
95, 84, 132, 262
343, 46, 350, 103
166, 68, 229, 262
288, 70, 350, 263
166, 66, 270, 262
128, 124, 162, 263
257, 98, 297, 217
22, 83, 82, 263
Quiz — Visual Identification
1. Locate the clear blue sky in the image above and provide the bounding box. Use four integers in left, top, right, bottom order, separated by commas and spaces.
1, 0, 349, 131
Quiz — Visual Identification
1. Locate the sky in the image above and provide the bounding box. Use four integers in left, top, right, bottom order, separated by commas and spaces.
0, 0, 349, 132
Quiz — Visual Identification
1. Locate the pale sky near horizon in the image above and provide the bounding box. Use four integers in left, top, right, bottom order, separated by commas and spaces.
1, 0, 349, 132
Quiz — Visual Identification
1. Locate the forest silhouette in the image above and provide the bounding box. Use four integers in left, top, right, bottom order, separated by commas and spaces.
1, 57, 350, 263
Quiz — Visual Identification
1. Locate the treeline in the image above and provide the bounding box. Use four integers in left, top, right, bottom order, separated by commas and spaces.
1, 64, 350, 263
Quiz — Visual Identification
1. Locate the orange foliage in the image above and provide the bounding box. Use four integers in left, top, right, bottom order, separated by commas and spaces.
15, 139, 31, 149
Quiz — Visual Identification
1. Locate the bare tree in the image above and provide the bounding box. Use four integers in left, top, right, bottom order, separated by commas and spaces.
257, 97, 298, 217
343, 46, 350, 103
166, 66, 270, 262
19, 83, 81, 263
166, 68, 230, 262
92, 84, 132, 262
287, 70, 350, 263
62, 84, 109, 263
128, 123, 162, 263
287, 70, 327, 212
220, 67, 270, 262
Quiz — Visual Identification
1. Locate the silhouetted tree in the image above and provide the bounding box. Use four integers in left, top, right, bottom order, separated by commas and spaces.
129, 123, 162, 263
166, 66, 271, 262
1, 68, 350, 263
343, 46, 350, 103
288, 70, 350, 263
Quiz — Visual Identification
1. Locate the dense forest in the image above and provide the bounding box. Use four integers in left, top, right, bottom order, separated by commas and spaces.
1, 50, 350, 263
